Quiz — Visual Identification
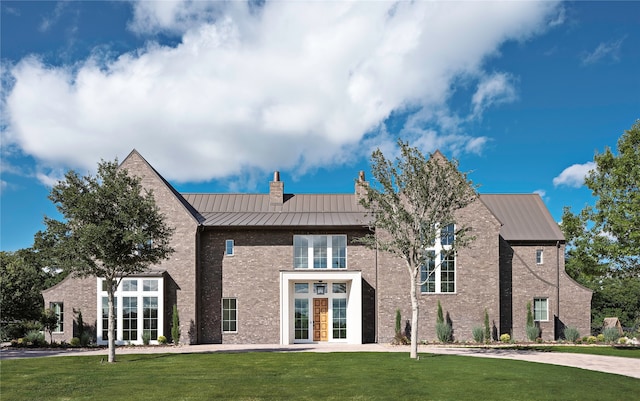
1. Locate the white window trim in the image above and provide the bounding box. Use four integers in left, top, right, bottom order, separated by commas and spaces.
50, 302, 64, 333
225, 239, 234, 256
536, 249, 544, 265
293, 235, 347, 269
96, 277, 164, 345
421, 224, 456, 294
533, 297, 549, 322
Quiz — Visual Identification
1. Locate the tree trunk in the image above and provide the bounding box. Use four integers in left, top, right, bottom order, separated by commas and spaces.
108, 288, 116, 363
409, 267, 420, 359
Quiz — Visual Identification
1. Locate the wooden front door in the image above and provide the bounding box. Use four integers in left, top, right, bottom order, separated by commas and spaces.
313, 298, 329, 341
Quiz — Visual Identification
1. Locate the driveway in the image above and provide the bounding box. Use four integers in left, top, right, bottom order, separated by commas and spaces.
2, 343, 638, 379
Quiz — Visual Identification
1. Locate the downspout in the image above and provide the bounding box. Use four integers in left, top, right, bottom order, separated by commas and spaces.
556, 240, 561, 339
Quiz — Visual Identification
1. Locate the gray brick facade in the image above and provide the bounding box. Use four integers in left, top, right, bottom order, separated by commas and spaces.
43, 149, 592, 345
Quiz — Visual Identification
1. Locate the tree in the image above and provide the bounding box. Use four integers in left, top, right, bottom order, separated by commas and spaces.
41, 308, 59, 344
0, 249, 64, 325
171, 304, 180, 345
35, 159, 174, 362
562, 120, 640, 328
358, 140, 477, 358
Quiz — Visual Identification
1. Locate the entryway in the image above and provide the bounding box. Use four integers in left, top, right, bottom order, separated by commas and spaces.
313, 298, 329, 341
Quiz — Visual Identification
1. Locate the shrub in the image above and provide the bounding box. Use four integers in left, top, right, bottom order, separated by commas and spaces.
25, 330, 45, 346
472, 326, 484, 343
436, 322, 452, 343
80, 331, 91, 347
436, 301, 444, 324
171, 304, 180, 345
586, 335, 597, 344
500, 333, 511, 343
563, 326, 580, 343
526, 302, 534, 327
484, 309, 491, 343
395, 309, 402, 335
602, 327, 620, 343
158, 335, 168, 344
618, 337, 627, 344
596, 333, 605, 342
526, 325, 540, 342
142, 331, 151, 345
70, 337, 81, 347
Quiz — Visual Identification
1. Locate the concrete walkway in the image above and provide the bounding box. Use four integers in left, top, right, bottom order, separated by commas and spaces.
2, 343, 639, 379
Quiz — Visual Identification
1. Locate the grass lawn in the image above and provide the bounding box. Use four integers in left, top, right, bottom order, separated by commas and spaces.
1, 352, 638, 400
471, 345, 640, 359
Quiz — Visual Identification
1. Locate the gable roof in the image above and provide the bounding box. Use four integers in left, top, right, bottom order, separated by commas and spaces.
182, 193, 368, 227
121, 150, 205, 224
480, 194, 564, 242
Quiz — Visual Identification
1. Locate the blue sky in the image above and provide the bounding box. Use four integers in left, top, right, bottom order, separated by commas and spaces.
1, 1, 638, 252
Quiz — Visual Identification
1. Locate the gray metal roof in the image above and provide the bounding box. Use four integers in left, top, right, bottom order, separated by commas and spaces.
182, 193, 369, 227
480, 194, 564, 242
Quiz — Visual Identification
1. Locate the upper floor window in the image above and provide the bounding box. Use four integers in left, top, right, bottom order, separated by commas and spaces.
421, 224, 456, 293
294, 235, 347, 269
225, 239, 234, 256
536, 249, 543, 265
50, 302, 63, 333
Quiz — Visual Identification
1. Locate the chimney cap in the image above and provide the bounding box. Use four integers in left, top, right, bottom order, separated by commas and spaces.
273, 171, 280, 182
358, 170, 365, 182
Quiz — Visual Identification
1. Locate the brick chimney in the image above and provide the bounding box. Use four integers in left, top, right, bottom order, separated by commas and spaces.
355, 170, 368, 203
270, 171, 284, 206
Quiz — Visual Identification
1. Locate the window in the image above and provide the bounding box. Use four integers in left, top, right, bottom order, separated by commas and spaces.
293, 235, 347, 269
295, 283, 309, 293
101, 297, 117, 340
50, 302, 63, 333
533, 298, 548, 321
222, 298, 237, 332
97, 277, 163, 345
122, 279, 137, 292
536, 249, 544, 265
420, 225, 456, 294
143, 279, 158, 292
225, 239, 234, 256
143, 297, 158, 340
123, 297, 138, 341
332, 298, 347, 339
294, 299, 309, 340
332, 283, 347, 294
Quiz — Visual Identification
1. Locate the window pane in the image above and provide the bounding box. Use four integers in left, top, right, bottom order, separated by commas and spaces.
421, 251, 436, 293
331, 235, 347, 268
332, 283, 347, 293
122, 279, 137, 292
536, 249, 543, 264
294, 236, 309, 268
222, 298, 237, 333
440, 253, 455, 293
294, 299, 309, 340
123, 297, 138, 341
226, 240, 234, 255
313, 236, 327, 268
51, 302, 63, 332
143, 280, 158, 291
143, 297, 158, 340
295, 283, 309, 293
441, 224, 455, 246
534, 298, 548, 321
332, 298, 347, 339
102, 297, 117, 340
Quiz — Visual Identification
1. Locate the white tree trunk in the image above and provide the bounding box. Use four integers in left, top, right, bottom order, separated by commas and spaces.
108, 289, 116, 363
409, 266, 420, 359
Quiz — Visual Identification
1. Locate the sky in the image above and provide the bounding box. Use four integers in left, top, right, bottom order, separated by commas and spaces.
1, 1, 638, 252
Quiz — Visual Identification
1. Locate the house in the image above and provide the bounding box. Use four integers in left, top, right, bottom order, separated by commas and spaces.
42, 150, 592, 345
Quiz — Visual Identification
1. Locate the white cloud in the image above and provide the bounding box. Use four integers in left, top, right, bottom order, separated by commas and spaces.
553, 162, 596, 188
582, 36, 626, 65
3, 1, 561, 183
534, 189, 546, 198
471, 72, 517, 118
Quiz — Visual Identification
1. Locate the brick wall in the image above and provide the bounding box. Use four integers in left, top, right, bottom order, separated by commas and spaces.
42, 276, 97, 343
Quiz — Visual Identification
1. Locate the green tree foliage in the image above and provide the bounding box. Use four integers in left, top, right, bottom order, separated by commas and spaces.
40, 308, 59, 344
562, 121, 640, 329
358, 140, 477, 358
35, 159, 174, 362
0, 249, 64, 324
